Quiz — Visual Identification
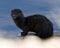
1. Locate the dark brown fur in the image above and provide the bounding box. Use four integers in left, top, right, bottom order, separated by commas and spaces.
11, 9, 53, 39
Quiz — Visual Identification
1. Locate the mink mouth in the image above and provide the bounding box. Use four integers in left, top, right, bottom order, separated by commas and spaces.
12, 14, 19, 19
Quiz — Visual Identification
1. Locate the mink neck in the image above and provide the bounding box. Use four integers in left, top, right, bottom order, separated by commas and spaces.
14, 16, 25, 28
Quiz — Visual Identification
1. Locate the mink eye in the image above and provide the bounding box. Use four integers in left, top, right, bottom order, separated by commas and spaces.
13, 13, 18, 16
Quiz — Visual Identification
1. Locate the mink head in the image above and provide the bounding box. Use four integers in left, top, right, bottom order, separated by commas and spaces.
11, 9, 24, 19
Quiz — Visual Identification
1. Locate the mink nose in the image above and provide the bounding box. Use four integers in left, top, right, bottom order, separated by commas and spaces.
12, 13, 18, 19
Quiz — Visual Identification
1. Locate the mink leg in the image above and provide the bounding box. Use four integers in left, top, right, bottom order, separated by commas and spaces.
21, 32, 28, 36
21, 26, 29, 36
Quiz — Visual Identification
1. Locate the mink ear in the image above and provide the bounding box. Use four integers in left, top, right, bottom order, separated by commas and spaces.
11, 9, 22, 13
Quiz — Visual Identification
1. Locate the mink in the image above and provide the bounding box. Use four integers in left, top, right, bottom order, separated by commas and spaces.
11, 9, 53, 39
